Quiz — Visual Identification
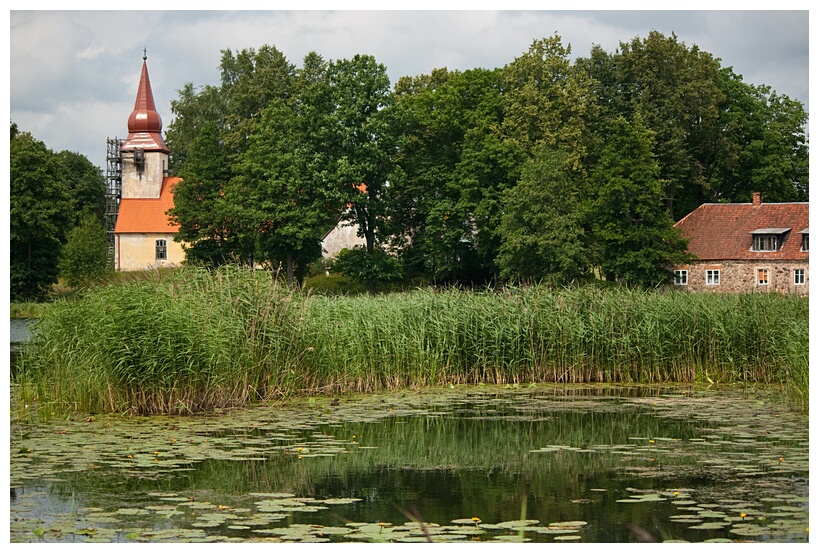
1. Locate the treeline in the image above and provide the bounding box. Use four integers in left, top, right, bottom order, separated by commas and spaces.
163, 32, 807, 291
10, 123, 109, 301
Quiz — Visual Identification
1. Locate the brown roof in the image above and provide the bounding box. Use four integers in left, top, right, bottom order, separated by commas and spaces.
115, 177, 180, 234
674, 200, 808, 261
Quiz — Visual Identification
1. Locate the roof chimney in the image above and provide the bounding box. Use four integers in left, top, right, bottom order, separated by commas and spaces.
752, 192, 762, 206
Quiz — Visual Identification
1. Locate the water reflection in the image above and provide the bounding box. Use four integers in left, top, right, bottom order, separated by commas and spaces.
10, 385, 809, 543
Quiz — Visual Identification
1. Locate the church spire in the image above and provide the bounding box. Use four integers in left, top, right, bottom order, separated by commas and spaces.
121, 51, 169, 153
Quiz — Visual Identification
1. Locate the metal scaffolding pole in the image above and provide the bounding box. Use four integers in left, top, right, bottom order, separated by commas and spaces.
105, 138, 123, 268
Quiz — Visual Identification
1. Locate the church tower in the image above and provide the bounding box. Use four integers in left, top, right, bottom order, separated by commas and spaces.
120, 50, 170, 199
113, 52, 184, 271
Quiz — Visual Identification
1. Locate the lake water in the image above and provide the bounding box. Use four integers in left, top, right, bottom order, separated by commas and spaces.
9, 384, 809, 543
10, 318, 35, 345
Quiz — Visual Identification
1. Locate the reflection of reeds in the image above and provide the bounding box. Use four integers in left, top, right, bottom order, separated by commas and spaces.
14, 266, 808, 416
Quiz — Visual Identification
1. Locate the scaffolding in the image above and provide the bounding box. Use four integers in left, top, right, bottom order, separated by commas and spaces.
105, 138, 123, 268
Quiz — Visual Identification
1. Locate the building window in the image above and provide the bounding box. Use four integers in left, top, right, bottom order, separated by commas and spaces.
802, 234, 809, 252
156, 239, 167, 260
794, 268, 805, 285
706, 270, 720, 285
756, 268, 769, 285
753, 234, 779, 252
673, 270, 688, 285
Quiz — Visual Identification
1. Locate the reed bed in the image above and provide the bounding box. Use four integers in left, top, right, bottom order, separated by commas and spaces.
13, 266, 808, 416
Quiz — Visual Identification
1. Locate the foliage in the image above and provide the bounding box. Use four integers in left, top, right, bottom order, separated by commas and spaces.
232, 78, 343, 286
389, 67, 511, 283
497, 147, 591, 283
58, 212, 111, 288
162, 32, 807, 291
706, 67, 809, 203
332, 247, 403, 289
10, 129, 73, 301
15, 267, 808, 416
587, 116, 692, 286
168, 121, 245, 266
501, 35, 593, 170
53, 150, 107, 222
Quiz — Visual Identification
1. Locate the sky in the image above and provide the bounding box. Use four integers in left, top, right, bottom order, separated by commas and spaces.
5, 4, 812, 172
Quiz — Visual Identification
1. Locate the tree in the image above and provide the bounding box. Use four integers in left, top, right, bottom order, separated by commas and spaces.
165, 82, 225, 173
332, 246, 403, 290
705, 68, 809, 203
579, 32, 724, 219
232, 91, 342, 287
219, 45, 296, 163
389, 67, 512, 283
327, 54, 398, 294
58, 212, 110, 288
53, 150, 106, 223
588, 116, 691, 286
10, 129, 73, 300
501, 35, 593, 171
496, 147, 590, 283
168, 121, 246, 266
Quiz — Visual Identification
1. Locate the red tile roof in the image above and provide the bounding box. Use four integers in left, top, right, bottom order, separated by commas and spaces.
674, 200, 808, 261
114, 177, 181, 234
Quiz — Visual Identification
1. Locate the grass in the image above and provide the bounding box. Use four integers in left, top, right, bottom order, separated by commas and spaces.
12, 265, 809, 417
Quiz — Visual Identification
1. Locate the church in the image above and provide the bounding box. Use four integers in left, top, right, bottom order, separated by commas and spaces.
112, 53, 184, 271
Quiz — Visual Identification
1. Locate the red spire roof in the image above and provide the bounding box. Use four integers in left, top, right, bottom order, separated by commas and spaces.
121, 53, 169, 153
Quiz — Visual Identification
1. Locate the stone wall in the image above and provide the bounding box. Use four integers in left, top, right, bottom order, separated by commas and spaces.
674, 260, 809, 295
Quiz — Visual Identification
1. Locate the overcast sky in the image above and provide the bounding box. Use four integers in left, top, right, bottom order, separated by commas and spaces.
6, 5, 811, 171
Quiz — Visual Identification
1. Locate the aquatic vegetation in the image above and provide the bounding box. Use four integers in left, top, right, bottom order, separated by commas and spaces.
9, 385, 809, 543
13, 266, 809, 417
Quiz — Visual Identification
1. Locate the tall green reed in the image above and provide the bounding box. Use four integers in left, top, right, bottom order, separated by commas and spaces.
13, 266, 808, 417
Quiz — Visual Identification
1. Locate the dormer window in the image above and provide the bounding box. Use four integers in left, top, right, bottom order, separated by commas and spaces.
753, 234, 779, 251
800, 229, 809, 252
750, 228, 790, 252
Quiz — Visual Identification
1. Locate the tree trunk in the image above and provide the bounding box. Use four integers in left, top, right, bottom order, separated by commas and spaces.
286, 253, 295, 289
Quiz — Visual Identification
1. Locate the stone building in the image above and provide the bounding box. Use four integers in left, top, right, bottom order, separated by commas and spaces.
113, 53, 184, 271
672, 192, 808, 294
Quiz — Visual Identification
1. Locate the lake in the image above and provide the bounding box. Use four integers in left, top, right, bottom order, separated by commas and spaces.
9, 384, 808, 543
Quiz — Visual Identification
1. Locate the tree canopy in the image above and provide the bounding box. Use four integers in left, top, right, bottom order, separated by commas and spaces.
162, 32, 807, 290
10, 125, 106, 300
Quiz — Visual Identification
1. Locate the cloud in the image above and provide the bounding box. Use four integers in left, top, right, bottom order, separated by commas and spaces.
8, 9, 809, 171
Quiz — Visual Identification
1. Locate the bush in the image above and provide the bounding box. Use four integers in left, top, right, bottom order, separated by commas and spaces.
58, 213, 110, 288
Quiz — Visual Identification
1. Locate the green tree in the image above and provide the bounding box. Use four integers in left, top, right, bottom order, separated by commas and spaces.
53, 150, 106, 222
332, 246, 403, 290
327, 54, 397, 294
496, 147, 590, 283
588, 116, 690, 286
389, 67, 512, 283
579, 32, 724, 219
501, 35, 593, 171
10, 129, 73, 300
706, 68, 809, 203
168, 121, 244, 266
232, 90, 342, 287
58, 212, 110, 288
219, 45, 296, 163
165, 82, 225, 173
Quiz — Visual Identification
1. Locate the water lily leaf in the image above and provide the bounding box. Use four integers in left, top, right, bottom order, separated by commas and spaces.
496, 519, 540, 529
